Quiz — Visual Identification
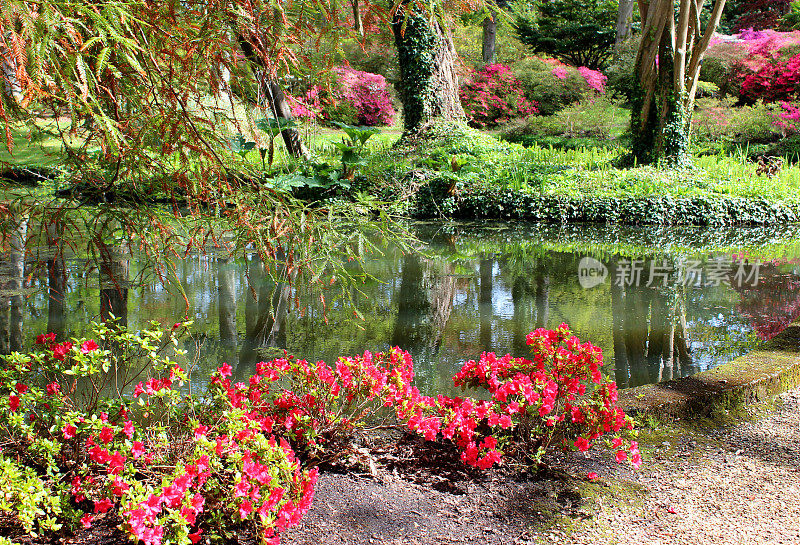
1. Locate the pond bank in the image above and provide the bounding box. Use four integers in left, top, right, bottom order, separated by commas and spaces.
619, 317, 800, 420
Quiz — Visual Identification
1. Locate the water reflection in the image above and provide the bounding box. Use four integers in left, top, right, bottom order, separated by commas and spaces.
3, 222, 800, 394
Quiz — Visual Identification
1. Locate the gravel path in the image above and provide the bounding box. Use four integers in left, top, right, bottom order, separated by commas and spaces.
284, 388, 800, 545
571, 389, 800, 545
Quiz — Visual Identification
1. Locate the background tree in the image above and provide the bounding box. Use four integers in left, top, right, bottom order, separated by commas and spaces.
630, 0, 727, 166
481, 0, 511, 65
614, 0, 636, 56
513, 0, 618, 70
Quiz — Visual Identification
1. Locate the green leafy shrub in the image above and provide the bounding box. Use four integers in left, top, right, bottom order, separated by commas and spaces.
501, 96, 629, 139
692, 99, 780, 144
510, 57, 594, 115
605, 36, 639, 100
700, 42, 750, 97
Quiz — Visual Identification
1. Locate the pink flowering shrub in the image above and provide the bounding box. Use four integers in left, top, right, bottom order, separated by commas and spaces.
460, 63, 539, 128
288, 67, 395, 126
511, 57, 605, 115
0, 323, 314, 545
577, 67, 607, 94
0, 323, 638, 542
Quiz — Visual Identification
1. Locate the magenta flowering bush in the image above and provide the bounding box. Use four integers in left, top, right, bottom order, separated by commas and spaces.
1, 322, 638, 543
287, 67, 395, 126
774, 100, 800, 133
460, 63, 539, 128
0, 323, 315, 545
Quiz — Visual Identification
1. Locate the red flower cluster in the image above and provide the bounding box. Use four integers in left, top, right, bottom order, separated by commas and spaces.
404, 324, 636, 469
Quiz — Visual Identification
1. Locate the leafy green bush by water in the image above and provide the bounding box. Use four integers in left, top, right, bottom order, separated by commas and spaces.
502, 96, 629, 140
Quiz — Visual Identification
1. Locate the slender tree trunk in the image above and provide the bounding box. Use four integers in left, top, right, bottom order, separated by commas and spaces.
235, 34, 310, 161
482, 11, 497, 66
393, 5, 466, 134
352, 0, 363, 36
1, 35, 22, 102
262, 80, 310, 161
8, 218, 26, 351
614, 0, 636, 55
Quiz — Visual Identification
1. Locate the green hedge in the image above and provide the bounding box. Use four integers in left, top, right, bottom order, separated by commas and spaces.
412, 181, 800, 226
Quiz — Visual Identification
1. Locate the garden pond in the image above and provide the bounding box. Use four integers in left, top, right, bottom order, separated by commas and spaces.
2, 221, 800, 395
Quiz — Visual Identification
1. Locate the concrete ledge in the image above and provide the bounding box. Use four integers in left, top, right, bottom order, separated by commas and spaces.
619, 319, 800, 419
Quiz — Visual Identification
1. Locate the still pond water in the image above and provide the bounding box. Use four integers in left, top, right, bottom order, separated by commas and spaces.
2, 222, 800, 395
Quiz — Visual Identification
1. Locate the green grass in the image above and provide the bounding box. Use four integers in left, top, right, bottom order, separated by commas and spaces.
0, 121, 71, 168
5, 115, 800, 209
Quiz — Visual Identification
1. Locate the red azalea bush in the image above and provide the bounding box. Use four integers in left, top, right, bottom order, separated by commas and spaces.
406, 324, 638, 468
460, 63, 539, 128
206, 348, 424, 460
741, 54, 800, 102
0, 323, 315, 545
701, 30, 800, 99
1, 322, 638, 543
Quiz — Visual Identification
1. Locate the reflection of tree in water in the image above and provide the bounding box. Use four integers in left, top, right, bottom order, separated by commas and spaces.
732, 261, 800, 341
610, 256, 693, 388
237, 256, 291, 374
391, 252, 456, 391
0, 218, 27, 353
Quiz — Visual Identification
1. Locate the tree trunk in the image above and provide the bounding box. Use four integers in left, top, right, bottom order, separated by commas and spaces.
614, 0, 636, 54
352, 0, 363, 36
482, 11, 497, 66
393, 5, 466, 134
236, 34, 310, 161
630, 0, 727, 166
6, 218, 26, 352
0, 35, 22, 102
262, 81, 310, 161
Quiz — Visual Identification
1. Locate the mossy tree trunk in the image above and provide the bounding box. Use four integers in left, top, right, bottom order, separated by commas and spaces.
631, 0, 726, 166
393, 4, 465, 134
